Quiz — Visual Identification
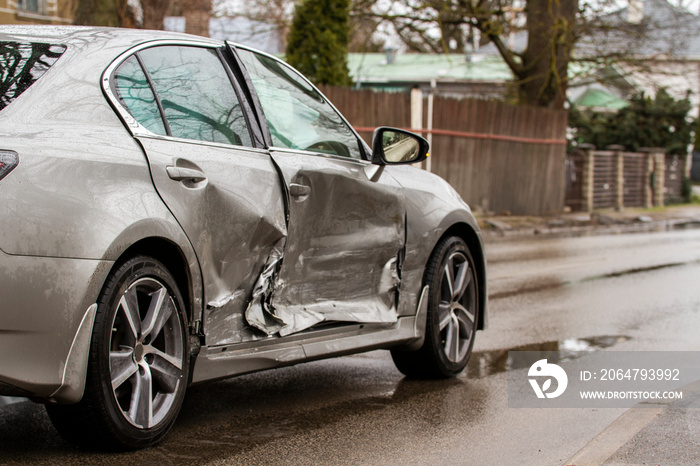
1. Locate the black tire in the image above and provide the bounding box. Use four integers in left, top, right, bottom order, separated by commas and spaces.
391, 236, 479, 378
47, 256, 189, 450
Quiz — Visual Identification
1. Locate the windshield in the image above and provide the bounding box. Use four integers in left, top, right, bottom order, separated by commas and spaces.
0, 41, 66, 111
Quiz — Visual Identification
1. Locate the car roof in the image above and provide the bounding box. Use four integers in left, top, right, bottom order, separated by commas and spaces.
0, 25, 223, 50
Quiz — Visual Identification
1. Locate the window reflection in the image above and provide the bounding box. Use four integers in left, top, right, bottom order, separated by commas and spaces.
0, 41, 65, 111
382, 131, 420, 163
139, 46, 252, 147
237, 49, 361, 159
18, 0, 39, 12
113, 55, 166, 135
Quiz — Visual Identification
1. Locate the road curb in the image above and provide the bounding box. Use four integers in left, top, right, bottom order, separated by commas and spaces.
483, 218, 700, 242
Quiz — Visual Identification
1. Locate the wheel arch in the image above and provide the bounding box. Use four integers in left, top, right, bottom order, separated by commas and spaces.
49, 235, 201, 405
47, 253, 194, 449
112, 237, 199, 330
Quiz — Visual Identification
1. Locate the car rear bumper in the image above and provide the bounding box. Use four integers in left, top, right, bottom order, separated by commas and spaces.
0, 250, 112, 403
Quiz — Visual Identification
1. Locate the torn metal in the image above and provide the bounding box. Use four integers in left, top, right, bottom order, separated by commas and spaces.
379, 255, 401, 307
244, 239, 287, 336
207, 289, 245, 309
273, 304, 325, 337
244, 252, 402, 337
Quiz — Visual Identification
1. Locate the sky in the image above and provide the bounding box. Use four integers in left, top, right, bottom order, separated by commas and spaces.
673, 0, 700, 13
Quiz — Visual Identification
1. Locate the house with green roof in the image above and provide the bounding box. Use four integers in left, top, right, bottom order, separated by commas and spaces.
347, 50, 631, 112
348, 52, 512, 100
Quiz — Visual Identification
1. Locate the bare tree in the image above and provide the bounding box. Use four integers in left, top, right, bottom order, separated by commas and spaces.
360, 0, 699, 109
142, 0, 173, 30
213, 0, 386, 53
75, 0, 212, 36
216, 0, 296, 51
349, 0, 386, 52
184, 0, 213, 36
361, 0, 576, 108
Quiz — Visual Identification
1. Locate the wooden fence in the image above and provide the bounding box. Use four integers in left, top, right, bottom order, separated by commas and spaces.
320, 86, 569, 215
320, 86, 412, 134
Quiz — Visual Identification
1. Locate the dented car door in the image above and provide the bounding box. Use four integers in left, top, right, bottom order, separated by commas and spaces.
235, 47, 407, 336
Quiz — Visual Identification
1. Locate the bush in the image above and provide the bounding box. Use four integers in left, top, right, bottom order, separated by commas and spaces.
569, 88, 694, 155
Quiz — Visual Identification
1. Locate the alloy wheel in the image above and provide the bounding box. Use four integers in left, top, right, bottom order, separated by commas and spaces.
437, 250, 476, 364
109, 277, 184, 428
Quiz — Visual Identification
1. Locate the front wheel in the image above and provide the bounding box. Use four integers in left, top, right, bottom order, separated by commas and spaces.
391, 236, 479, 378
47, 256, 189, 450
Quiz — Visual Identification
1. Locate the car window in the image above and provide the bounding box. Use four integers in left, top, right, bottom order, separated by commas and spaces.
138, 46, 252, 147
236, 49, 362, 160
0, 41, 66, 112
113, 55, 167, 135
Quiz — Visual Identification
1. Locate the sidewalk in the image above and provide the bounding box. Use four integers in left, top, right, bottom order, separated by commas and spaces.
477, 204, 700, 241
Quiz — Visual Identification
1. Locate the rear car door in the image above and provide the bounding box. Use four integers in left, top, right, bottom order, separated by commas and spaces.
234, 47, 408, 336
106, 43, 287, 346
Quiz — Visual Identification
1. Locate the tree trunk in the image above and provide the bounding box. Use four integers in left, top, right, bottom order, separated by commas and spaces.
519, 0, 577, 109
184, 0, 212, 37
142, 0, 172, 30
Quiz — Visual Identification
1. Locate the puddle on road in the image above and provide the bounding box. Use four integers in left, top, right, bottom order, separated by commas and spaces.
161, 373, 489, 463
467, 335, 631, 379
673, 220, 700, 230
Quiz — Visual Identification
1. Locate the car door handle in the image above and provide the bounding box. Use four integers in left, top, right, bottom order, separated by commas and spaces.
289, 183, 311, 197
166, 166, 207, 183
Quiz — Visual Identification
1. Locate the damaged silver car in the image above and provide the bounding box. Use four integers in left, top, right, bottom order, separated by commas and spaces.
0, 26, 487, 450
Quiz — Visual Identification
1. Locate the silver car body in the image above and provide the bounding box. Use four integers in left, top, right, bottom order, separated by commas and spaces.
0, 26, 486, 404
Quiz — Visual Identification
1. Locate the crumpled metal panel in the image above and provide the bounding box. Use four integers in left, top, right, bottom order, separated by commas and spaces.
241, 230, 402, 337
271, 255, 401, 336
243, 149, 407, 336
244, 239, 287, 335
271, 306, 326, 337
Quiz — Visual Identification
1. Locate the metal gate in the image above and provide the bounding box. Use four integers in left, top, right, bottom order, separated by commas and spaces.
593, 152, 616, 209
565, 151, 584, 211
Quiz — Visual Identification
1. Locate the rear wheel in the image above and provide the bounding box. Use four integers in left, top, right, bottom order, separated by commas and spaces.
47, 256, 189, 450
391, 236, 478, 378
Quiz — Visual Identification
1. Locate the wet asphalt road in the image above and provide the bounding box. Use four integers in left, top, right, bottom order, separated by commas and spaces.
1, 227, 700, 465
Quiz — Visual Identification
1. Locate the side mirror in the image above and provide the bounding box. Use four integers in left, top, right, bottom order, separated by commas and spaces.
371, 127, 429, 165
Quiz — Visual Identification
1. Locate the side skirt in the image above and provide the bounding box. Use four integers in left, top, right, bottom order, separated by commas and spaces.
191, 315, 421, 384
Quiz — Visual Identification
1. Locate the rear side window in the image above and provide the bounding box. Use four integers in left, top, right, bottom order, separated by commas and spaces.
0, 41, 66, 111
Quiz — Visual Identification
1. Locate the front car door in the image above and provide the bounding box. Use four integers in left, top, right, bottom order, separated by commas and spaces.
234, 47, 408, 336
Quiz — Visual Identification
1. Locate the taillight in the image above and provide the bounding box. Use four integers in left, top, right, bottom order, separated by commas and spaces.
0, 151, 18, 181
